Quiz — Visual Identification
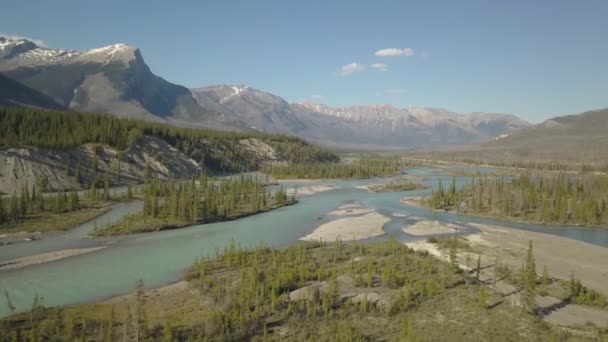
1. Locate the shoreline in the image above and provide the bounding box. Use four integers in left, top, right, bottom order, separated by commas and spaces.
0, 246, 107, 272
405, 221, 608, 297
301, 204, 390, 242
0, 205, 114, 245
93, 200, 299, 237
402, 220, 459, 236
401, 197, 607, 231
286, 184, 336, 196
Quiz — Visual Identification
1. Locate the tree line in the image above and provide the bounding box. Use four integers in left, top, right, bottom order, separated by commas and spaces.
426, 173, 608, 227
0, 181, 81, 226
95, 174, 294, 235
261, 158, 408, 179
0, 107, 338, 174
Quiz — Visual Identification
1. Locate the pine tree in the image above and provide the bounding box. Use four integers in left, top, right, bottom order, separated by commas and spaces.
75, 160, 82, 184
10, 193, 20, 221
103, 174, 111, 201
478, 284, 488, 308
127, 185, 134, 200
448, 235, 459, 273
525, 240, 537, 289
476, 255, 482, 283
135, 279, 146, 341
520, 240, 537, 313
541, 265, 550, 285
69, 191, 80, 211
162, 320, 173, 342
19, 185, 28, 215
4, 290, 16, 313
144, 164, 151, 181
0, 199, 5, 225
92, 154, 99, 174
399, 317, 415, 342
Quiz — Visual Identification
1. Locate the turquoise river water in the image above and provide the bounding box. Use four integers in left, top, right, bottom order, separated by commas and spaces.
1, 167, 607, 317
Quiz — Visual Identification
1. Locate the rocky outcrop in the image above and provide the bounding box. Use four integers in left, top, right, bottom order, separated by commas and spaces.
0, 135, 283, 194
239, 138, 287, 166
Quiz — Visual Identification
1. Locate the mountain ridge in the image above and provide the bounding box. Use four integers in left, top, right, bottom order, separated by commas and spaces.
1, 36, 531, 149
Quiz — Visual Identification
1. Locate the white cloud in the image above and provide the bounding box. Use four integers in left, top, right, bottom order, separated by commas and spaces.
339, 62, 364, 76
375, 48, 414, 57
370, 63, 388, 72
420, 51, 430, 58
384, 88, 407, 95
0, 33, 46, 47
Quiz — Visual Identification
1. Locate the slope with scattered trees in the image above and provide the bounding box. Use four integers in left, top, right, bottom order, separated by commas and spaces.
3, 239, 601, 340
0, 107, 338, 194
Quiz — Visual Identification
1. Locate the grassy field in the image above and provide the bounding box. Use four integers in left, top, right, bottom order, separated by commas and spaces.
2, 240, 605, 341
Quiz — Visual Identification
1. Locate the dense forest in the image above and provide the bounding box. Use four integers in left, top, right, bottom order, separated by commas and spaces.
3, 239, 596, 341
426, 173, 608, 227
0, 107, 338, 173
95, 174, 294, 235
261, 158, 408, 179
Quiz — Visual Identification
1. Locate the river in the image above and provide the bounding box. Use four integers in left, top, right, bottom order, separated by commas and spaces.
1, 167, 607, 317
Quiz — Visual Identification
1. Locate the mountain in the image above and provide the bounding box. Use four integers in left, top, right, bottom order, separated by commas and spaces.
191, 85, 308, 134
0, 106, 338, 194
0, 37, 241, 131
0, 73, 63, 109
412, 108, 608, 163
191, 85, 530, 149
0, 37, 530, 149
291, 102, 529, 148
480, 108, 608, 162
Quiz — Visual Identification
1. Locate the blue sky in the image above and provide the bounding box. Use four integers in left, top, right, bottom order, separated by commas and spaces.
2, 0, 607, 122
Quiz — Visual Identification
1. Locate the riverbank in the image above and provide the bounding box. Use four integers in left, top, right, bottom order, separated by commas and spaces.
286, 184, 336, 196
406, 222, 608, 296
400, 196, 425, 208
0, 246, 107, 272
403, 196, 608, 231
405, 221, 608, 328
93, 200, 298, 236
301, 204, 390, 242
467, 223, 608, 296
0, 204, 112, 244
402, 220, 459, 236
4, 240, 606, 340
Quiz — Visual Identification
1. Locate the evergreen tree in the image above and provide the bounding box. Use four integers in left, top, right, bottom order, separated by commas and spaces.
135, 279, 146, 341
127, 185, 134, 200
75, 160, 82, 184
0, 199, 5, 225
448, 235, 459, 273
103, 174, 111, 201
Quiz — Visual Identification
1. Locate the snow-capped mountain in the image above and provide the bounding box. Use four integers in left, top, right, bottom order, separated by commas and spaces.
0, 36, 530, 149
191, 85, 308, 134
291, 102, 529, 148
0, 37, 239, 130
0, 37, 136, 69
190, 85, 529, 148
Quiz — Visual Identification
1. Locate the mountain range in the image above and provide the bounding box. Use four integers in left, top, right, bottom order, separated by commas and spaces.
0, 36, 537, 149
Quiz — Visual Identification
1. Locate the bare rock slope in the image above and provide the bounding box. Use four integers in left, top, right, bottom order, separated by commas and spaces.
0, 135, 282, 194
